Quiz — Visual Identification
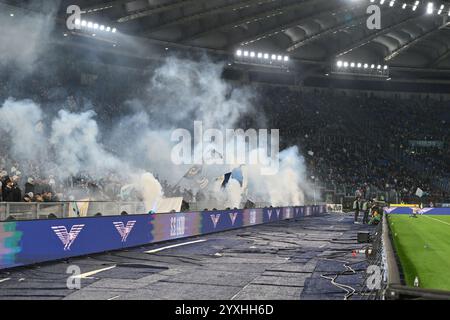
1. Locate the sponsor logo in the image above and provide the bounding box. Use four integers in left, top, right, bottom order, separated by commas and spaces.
170, 216, 186, 236
285, 208, 291, 219
229, 212, 238, 226
51, 224, 85, 251
306, 207, 311, 216
267, 209, 273, 220
210, 214, 221, 229
249, 210, 256, 224
415, 208, 432, 215
276, 209, 281, 219
113, 221, 136, 242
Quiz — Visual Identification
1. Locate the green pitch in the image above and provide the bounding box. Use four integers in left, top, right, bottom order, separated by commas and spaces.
388, 214, 450, 291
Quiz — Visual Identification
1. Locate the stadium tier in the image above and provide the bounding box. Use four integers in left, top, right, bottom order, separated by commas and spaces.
1, 0, 450, 304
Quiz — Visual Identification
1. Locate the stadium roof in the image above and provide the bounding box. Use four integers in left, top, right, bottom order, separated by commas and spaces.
54, 0, 450, 69
4, 0, 450, 74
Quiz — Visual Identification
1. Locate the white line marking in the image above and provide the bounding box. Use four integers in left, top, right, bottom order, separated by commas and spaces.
144, 239, 206, 254
231, 282, 252, 300
73, 265, 117, 279
422, 215, 450, 227
108, 295, 120, 300
0, 278, 11, 283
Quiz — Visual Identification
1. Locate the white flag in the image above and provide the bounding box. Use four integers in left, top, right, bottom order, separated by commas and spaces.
416, 188, 424, 198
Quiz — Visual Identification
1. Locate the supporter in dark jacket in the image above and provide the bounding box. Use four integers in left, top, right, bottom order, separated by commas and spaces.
24, 177, 35, 194
1, 175, 9, 199
3, 180, 22, 202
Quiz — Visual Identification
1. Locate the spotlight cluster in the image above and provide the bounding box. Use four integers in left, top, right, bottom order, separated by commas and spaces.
333, 60, 389, 77
74, 19, 117, 33
234, 49, 290, 68
371, 0, 450, 16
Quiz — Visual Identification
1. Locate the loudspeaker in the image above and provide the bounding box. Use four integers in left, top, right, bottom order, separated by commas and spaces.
357, 231, 370, 243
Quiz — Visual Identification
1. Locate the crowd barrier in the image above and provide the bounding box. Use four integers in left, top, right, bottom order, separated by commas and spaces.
384, 207, 450, 215
0, 201, 149, 221
0, 205, 326, 270
326, 204, 343, 213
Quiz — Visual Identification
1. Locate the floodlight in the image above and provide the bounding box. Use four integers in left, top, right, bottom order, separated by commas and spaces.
426, 2, 433, 15
427, 2, 434, 14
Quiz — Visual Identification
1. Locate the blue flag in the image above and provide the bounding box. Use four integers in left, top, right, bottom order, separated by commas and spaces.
231, 166, 244, 187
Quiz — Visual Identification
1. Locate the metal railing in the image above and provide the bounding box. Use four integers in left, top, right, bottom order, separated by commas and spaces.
0, 201, 148, 221
0, 200, 324, 221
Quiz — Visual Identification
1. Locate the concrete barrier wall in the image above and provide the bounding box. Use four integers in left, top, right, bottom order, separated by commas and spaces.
0, 205, 326, 270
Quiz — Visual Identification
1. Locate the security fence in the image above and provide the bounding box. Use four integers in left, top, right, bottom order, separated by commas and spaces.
0, 201, 147, 221
0, 200, 306, 221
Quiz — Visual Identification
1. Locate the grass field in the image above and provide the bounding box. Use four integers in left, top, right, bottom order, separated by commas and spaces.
388, 214, 450, 291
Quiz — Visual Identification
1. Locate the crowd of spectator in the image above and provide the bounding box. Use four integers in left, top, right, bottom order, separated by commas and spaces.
1, 55, 449, 205
259, 86, 449, 204
0, 155, 124, 202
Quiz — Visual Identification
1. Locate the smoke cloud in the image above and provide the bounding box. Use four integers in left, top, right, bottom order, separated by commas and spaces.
0, 2, 57, 74
0, 98, 46, 161
0, 49, 316, 208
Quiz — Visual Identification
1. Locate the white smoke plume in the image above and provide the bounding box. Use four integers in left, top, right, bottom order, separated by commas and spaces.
0, 52, 316, 207
245, 146, 314, 206
0, 98, 46, 161
0, 2, 57, 74
140, 172, 164, 212
49, 109, 125, 178
146, 56, 255, 130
